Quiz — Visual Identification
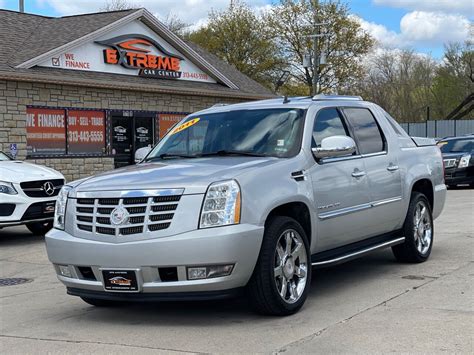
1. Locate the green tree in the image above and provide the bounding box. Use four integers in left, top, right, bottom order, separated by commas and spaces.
267, 0, 374, 95
186, 1, 285, 89
431, 42, 473, 119
354, 49, 437, 122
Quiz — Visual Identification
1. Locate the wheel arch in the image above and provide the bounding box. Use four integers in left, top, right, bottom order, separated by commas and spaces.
411, 178, 434, 210
264, 201, 312, 245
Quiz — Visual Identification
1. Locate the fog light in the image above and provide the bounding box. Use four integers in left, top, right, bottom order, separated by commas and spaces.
187, 267, 207, 280
58, 265, 72, 278
187, 264, 234, 280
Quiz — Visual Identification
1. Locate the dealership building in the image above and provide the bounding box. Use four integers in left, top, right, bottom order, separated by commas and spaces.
0, 8, 273, 181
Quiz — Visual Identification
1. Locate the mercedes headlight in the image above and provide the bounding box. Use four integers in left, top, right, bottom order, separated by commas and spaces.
458, 154, 471, 168
0, 181, 17, 195
199, 180, 241, 228
54, 186, 72, 230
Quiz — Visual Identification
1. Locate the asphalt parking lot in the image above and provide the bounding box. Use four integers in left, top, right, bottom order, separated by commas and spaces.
0, 189, 473, 354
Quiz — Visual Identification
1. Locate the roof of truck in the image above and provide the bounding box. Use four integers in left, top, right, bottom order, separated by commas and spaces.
196, 95, 370, 115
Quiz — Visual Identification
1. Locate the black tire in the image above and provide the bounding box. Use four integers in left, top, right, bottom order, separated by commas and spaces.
26, 221, 53, 236
247, 216, 311, 316
80, 297, 127, 307
392, 192, 433, 263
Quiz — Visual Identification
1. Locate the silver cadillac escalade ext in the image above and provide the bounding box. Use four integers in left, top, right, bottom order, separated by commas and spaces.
45, 95, 446, 315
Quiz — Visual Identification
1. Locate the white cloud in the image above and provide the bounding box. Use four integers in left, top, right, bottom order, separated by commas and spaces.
353, 15, 403, 47
35, 0, 269, 27
354, 11, 471, 49
373, 0, 473, 14
400, 11, 471, 44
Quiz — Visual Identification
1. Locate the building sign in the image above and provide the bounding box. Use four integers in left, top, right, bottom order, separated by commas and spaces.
96, 34, 184, 80
37, 20, 217, 84
67, 110, 105, 154
157, 113, 187, 139
26, 108, 66, 155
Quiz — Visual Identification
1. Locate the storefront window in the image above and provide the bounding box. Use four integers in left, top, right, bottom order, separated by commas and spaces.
67, 110, 106, 154
25, 107, 189, 162
26, 107, 105, 157
26, 108, 66, 156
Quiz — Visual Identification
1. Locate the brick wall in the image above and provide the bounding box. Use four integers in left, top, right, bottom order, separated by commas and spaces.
0, 79, 244, 181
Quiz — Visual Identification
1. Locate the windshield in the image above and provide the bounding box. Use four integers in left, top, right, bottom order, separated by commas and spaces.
145, 108, 306, 160
0, 152, 12, 161
438, 138, 473, 153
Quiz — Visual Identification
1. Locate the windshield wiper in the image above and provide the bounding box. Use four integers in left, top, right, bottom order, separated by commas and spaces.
145, 153, 199, 161
201, 150, 268, 157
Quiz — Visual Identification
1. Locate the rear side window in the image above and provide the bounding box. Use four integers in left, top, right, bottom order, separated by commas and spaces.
312, 108, 349, 148
343, 108, 385, 154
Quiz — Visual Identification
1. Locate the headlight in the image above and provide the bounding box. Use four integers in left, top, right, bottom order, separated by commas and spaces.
199, 180, 241, 228
0, 181, 17, 195
458, 154, 471, 168
54, 186, 72, 230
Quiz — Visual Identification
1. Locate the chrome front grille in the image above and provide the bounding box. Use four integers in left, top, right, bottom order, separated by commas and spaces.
75, 195, 181, 236
444, 159, 457, 168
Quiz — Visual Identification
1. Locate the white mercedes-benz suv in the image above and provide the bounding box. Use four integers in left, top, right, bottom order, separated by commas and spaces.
0, 151, 65, 235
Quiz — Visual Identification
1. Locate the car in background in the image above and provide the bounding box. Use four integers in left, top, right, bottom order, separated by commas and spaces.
0, 151, 65, 235
437, 135, 473, 188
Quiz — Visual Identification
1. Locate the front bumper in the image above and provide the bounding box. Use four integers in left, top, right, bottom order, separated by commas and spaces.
444, 166, 474, 186
0, 192, 56, 227
45, 224, 264, 296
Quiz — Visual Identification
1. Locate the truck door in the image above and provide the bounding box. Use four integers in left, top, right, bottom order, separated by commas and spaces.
342, 107, 403, 236
308, 108, 372, 251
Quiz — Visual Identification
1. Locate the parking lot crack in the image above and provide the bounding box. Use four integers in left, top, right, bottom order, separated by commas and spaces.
0, 334, 208, 354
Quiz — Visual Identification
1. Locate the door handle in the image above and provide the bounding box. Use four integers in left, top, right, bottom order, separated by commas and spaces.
351, 170, 366, 178
387, 164, 399, 172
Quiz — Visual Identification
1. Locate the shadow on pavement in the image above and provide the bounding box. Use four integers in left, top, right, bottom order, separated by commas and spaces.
62, 250, 400, 325
0, 226, 45, 246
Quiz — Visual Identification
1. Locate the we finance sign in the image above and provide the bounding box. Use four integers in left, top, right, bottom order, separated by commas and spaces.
95, 34, 184, 80
37, 20, 216, 83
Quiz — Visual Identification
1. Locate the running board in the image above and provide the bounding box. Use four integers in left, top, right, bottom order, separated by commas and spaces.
311, 236, 405, 267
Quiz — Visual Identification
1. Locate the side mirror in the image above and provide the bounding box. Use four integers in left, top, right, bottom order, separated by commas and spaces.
134, 146, 152, 164
312, 135, 356, 159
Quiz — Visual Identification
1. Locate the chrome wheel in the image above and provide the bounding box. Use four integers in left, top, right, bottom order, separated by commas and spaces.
273, 229, 308, 304
413, 201, 432, 255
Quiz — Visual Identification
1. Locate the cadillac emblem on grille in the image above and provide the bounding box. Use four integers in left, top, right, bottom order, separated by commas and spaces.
110, 206, 129, 226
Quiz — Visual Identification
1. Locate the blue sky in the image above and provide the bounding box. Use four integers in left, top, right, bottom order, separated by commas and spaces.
1, 0, 472, 58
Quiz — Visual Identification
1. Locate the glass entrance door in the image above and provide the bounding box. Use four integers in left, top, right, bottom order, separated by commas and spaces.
134, 116, 154, 151
111, 115, 133, 168
111, 112, 155, 169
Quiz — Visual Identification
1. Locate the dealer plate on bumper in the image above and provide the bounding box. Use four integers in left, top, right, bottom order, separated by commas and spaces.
102, 269, 140, 292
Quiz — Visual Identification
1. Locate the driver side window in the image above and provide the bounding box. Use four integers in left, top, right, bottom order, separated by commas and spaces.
312, 108, 349, 148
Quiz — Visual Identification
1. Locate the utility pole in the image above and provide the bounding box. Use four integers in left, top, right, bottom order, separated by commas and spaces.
312, 0, 319, 96
19, 0, 24, 13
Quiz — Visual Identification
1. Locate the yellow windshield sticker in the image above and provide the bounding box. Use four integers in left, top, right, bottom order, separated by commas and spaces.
171, 118, 200, 135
